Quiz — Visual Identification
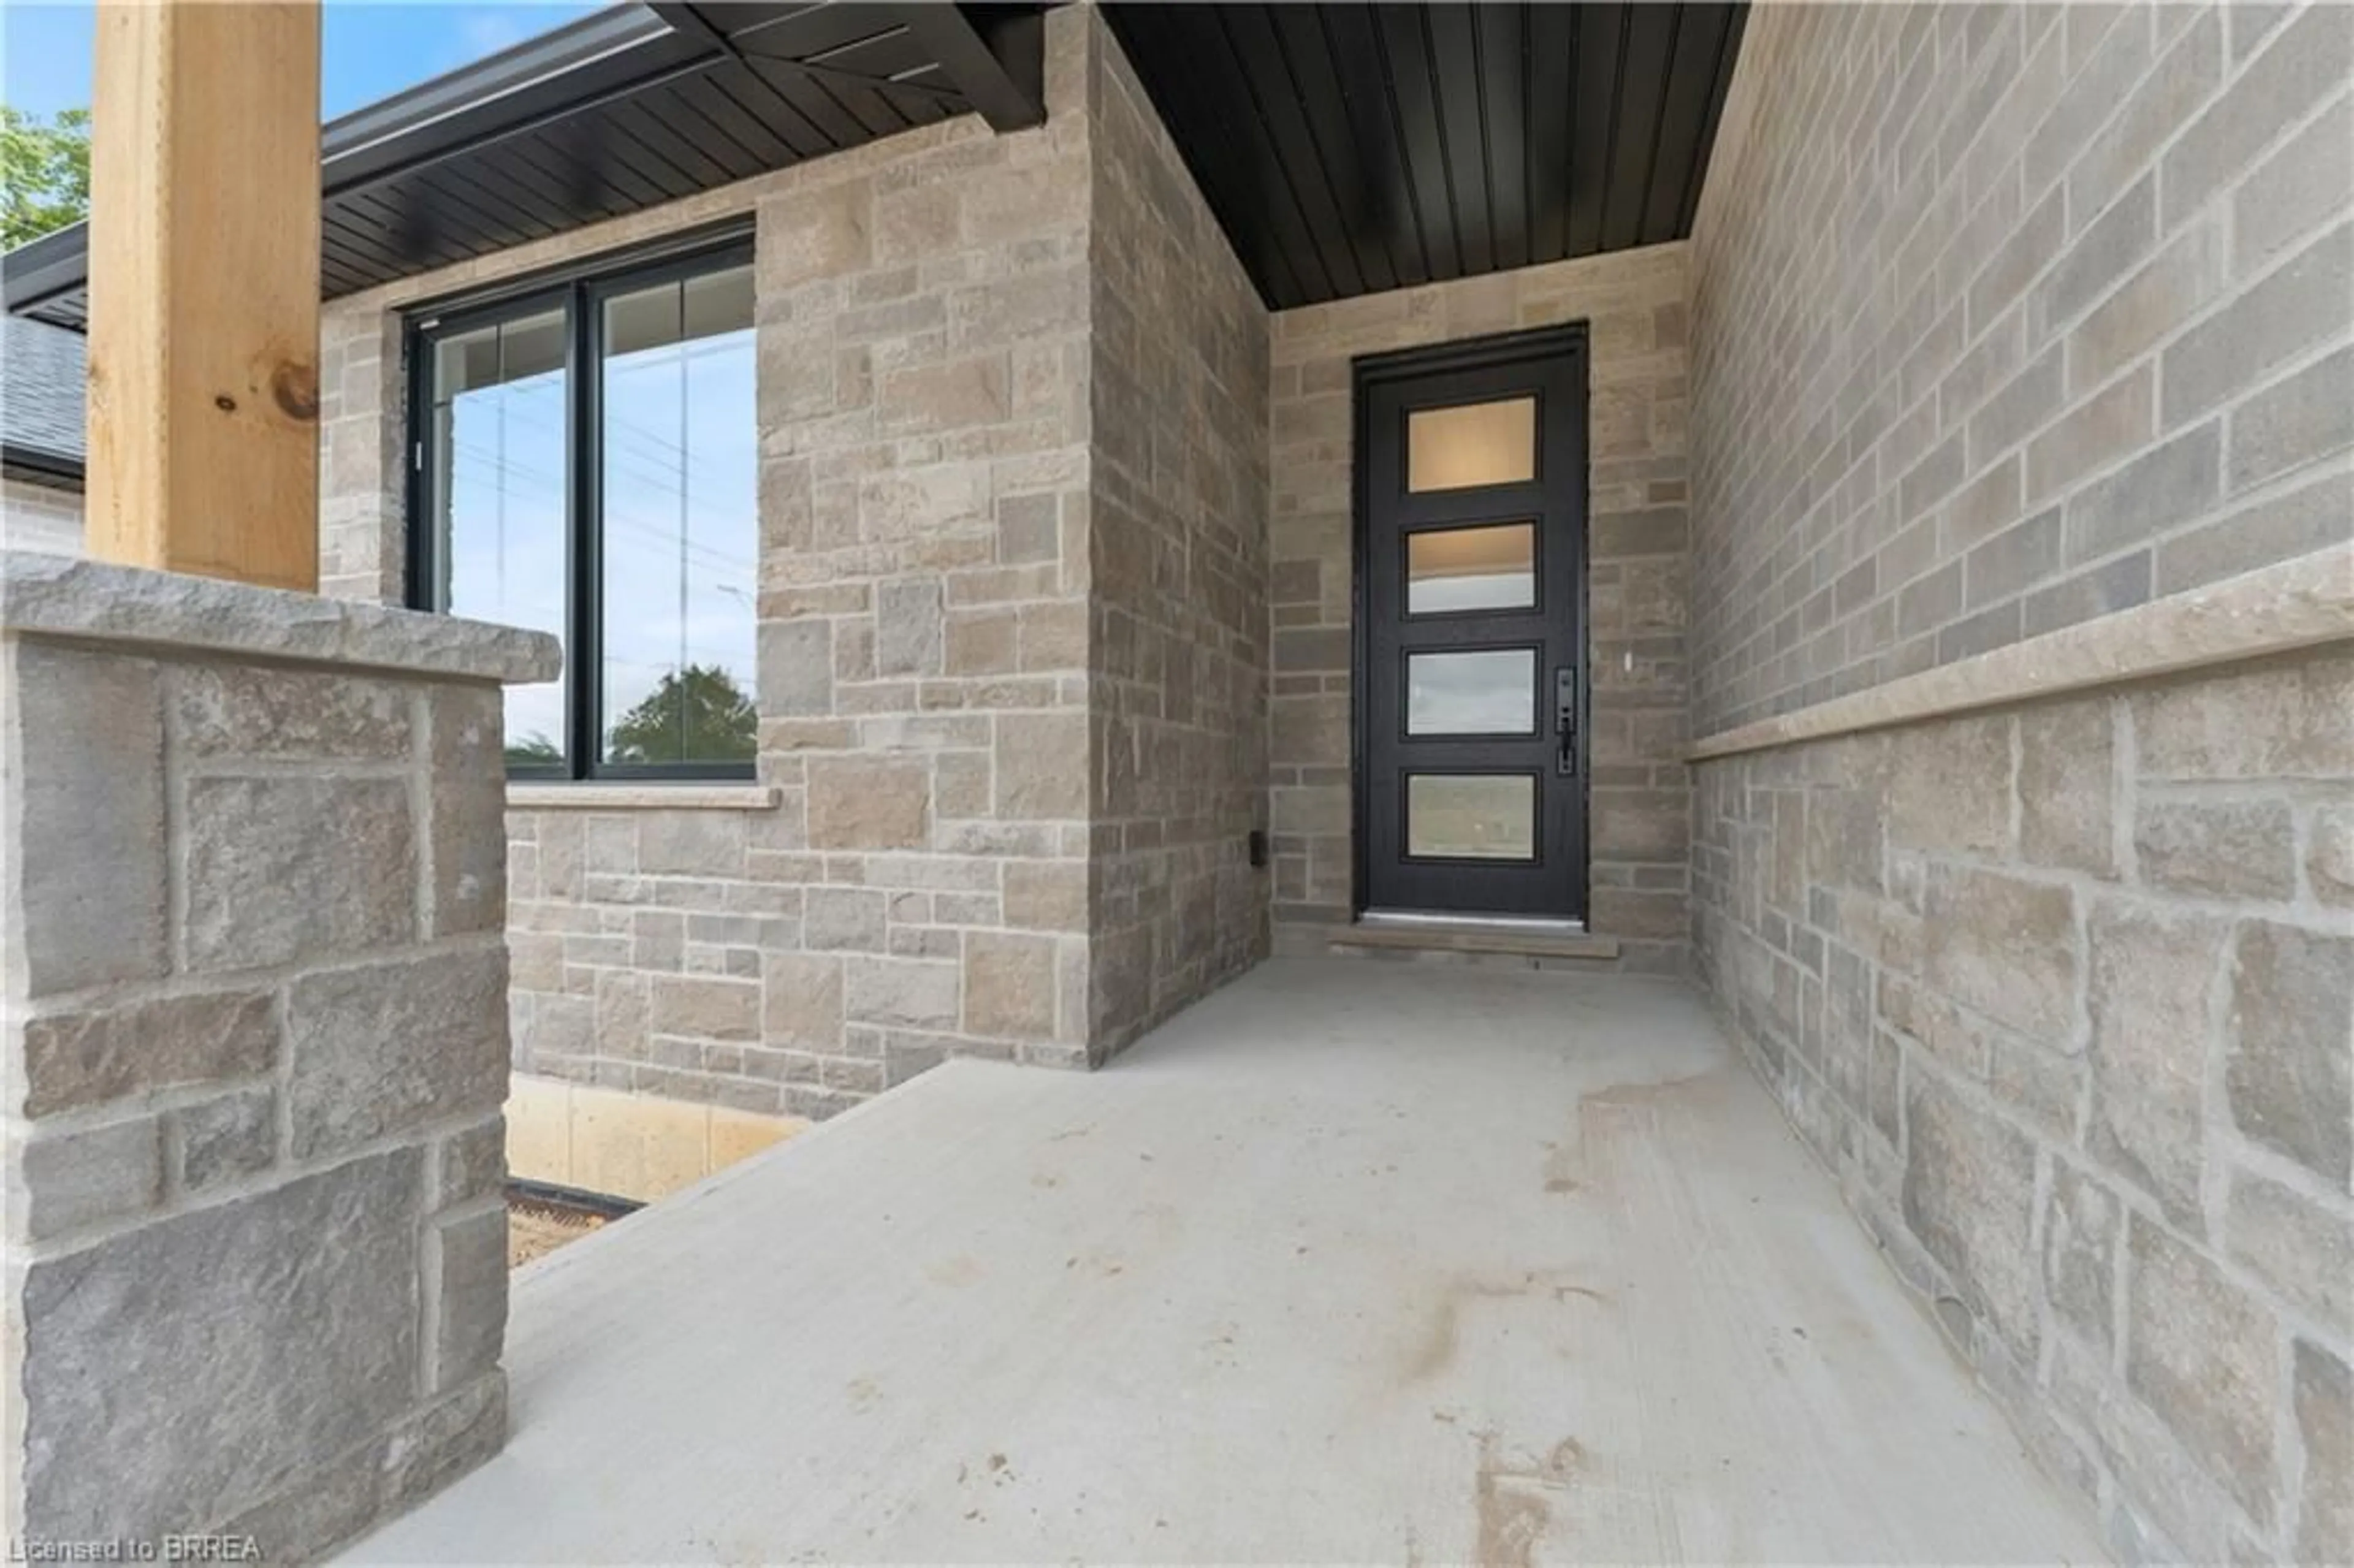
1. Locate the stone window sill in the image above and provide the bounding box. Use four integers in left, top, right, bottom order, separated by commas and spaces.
506, 783, 780, 812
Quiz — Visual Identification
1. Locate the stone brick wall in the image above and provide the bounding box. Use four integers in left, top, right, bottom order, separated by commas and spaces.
1267, 246, 1693, 966
319, 305, 405, 604
704, 10, 1100, 1111
0, 552, 554, 1558
1084, 28, 1271, 1051
1686, 3, 2354, 1560
312, 7, 1273, 1114
1690, 654, 2352, 1564
0, 477, 83, 558
1689, 1, 2352, 734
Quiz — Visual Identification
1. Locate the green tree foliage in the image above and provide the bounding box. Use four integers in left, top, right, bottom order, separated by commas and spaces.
1, 108, 91, 249
505, 730, 564, 769
606, 663, 756, 766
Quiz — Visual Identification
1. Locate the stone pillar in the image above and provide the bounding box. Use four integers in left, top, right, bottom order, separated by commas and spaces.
0, 551, 558, 1559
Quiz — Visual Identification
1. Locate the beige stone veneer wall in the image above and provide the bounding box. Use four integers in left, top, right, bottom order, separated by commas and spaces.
1267, 246, 1694, 967
1689, 2, 2350, 734
1687, 3, 2353, 1561
1085, 28, 1271, 1049
314, 8, 1271, 1112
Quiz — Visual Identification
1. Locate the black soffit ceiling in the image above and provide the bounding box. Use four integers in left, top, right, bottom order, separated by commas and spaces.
2, 1, 1048, 330
1099, 2, 1749, 310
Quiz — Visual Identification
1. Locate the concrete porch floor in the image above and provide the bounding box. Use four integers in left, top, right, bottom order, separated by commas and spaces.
348, 961, 2103, 1564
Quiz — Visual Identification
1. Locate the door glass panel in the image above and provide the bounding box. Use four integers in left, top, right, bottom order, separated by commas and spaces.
1407, 396, 1536, 491
1407, 522, 1536, 614
1407, 649, 1535, 735
1407, 775, 1536, 860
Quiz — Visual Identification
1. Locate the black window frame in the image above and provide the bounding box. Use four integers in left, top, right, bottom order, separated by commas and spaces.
404, 232, 760, 783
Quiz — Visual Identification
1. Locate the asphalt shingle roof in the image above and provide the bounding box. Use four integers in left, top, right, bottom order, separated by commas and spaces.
1, 316, 85, 475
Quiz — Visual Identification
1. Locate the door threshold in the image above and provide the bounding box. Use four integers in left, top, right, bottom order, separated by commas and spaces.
1358, 908, 1588, 934
1330, 916, 1620, 962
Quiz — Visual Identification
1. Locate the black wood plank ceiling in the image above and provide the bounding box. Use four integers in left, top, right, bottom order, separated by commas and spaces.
1099, 2, 1748, 310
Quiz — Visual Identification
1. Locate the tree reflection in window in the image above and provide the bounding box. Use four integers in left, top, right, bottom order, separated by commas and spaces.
414, 244, 758, 778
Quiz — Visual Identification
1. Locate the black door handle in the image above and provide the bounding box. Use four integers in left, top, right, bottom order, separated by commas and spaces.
1555, 666, 1578, 776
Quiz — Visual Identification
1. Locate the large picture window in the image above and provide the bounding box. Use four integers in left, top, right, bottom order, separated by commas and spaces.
411, 240, 758, 778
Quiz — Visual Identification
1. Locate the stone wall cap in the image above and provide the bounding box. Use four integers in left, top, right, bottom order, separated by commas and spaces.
1688, 542, 2354, 761
0, 550, 563, 685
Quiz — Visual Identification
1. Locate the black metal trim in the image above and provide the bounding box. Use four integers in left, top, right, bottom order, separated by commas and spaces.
506, 1176, 644, 1219
331, 4, 672, 158
567, 272, 598, 779
410, 219, 756, 330
0, 445, 85, 489
0, 226, 90, 323
1354, 321, 1590, 382
901, 4, 1048, 132
405, 233, 758, 783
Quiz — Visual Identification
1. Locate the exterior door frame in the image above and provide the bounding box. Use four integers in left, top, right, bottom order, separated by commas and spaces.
1349, 322, 1592, 922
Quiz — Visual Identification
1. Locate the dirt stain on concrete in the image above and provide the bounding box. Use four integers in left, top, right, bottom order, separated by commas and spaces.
1474, 1476, 1549, 1568
1471, 1431, 1586, 1566
1548, 1075, 1731, 1193
1580, 1068, 1726, 1110
1409, 1271, 1611, 1380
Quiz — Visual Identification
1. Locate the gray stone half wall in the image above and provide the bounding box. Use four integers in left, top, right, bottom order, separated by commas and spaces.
1, 552, 554, 1559
1266, 246, 1696, 968
1690, 631, 2353, 1566
1683, 1, 2354, 1557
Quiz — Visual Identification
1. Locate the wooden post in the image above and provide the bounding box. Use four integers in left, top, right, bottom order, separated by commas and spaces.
86, 0, 322, 591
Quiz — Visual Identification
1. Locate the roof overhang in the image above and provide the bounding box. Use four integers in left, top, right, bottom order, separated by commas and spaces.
5, 2, 1748, 328
1, 447, 85, 490
3, 1, 1047, 330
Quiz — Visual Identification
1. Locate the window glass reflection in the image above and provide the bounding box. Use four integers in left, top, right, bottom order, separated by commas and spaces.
430, 308, 569, 769
1406, 775, 1537, 859
1407, 522, 1536, 614
1407, 649, 1536, 735
1406, 397, 1536, 492
598, 265, 758, 769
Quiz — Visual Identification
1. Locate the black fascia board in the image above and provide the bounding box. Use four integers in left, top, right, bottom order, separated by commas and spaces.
1, 444, 86, 488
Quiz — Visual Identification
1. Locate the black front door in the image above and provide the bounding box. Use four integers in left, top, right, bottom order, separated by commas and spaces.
1355, 327, 1588, 921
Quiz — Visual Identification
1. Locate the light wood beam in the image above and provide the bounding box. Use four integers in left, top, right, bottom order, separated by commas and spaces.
86, 0, 323, 591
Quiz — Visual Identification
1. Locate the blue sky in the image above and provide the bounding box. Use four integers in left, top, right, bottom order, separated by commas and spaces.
4, 1, 607, 124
